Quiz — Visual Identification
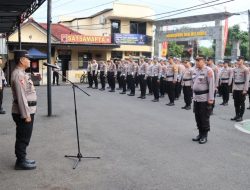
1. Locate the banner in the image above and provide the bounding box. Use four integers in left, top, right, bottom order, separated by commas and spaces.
223, 17, 229, 54
61, 34, 111, 44
114, 33, 147, 45
161, 42, 168, 57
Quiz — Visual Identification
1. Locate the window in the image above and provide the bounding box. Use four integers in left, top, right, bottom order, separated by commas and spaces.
111, 51, 123, 59
111, 20, 121, 43
130, 21, 146, 35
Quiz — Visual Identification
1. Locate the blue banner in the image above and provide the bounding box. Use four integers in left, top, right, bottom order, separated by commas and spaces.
114, 33, 147, 45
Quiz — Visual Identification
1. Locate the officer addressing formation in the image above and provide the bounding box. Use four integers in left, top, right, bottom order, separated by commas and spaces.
11, 50, 37, 170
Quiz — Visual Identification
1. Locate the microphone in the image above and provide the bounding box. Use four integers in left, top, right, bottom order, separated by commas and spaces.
43, 62, 60, 69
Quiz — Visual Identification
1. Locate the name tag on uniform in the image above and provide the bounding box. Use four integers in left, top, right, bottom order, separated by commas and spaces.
198, 75, 205, 79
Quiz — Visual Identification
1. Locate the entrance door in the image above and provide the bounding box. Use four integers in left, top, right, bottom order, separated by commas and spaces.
58, 54, 71, 81
82, 52, 92, 69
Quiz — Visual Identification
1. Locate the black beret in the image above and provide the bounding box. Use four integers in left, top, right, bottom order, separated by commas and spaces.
237, 56, 245, 61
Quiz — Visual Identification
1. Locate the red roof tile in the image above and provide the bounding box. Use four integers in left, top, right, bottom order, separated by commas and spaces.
39, 23, 81, 40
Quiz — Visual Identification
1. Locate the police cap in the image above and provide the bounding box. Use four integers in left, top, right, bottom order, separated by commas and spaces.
237, 56, 245, 61
195, 55, 206, 61
14, 50, 30, 63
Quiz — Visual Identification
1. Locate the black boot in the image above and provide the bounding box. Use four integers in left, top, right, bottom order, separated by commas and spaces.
192, 130, 201, 141
0, 108, 6, 114
199, 131, 208, 144
15, 159, 36, 170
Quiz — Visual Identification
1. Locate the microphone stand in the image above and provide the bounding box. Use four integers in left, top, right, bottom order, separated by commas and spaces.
53, 69, 100, 169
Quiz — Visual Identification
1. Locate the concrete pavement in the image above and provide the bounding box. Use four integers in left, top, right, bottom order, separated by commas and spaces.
0, 85, 250, 190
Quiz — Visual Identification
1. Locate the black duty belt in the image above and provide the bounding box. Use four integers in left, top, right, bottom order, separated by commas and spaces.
166, 75, 174, 78
221, 78, 229, 80
235, 82, 245, 84
183, 78, 192, 81
194, 90, 209, 95
14, 100, 37, 106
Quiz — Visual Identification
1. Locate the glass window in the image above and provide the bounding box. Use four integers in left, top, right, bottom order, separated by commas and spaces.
111, 51, 123, 59
130, 21, 146, 35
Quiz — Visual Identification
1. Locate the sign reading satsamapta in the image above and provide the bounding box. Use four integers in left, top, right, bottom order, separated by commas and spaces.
61, 34, 111, 44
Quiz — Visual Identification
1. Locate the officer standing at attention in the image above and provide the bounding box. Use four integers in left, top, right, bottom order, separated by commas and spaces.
99, 61, 107, 91
0, 55, 7, 114
192, 55, 215, 144
181, 59, 193, 110
166, 56, 178, 106
219, 60, 233, 106
87, 61, 93, 88
231, 56, 249, 122
91, 59, 99, 89
138, 58, 148, 99
151, 58, 162, 102
108, 60, 117, 92
11, 50, 37, 170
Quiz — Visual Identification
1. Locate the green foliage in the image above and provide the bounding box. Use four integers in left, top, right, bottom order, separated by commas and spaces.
168, 42, 184, 57
199, 46, 214, 57
226, 24, 249, 59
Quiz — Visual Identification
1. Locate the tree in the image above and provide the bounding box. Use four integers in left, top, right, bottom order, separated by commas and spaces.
225, 25, 249, 59
199, 46, 214, 57
168, 42, 184, 57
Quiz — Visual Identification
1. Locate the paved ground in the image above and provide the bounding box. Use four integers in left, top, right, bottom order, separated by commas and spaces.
0, 84, 250, 190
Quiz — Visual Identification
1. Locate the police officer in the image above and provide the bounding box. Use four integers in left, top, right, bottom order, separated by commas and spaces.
127, 59, 136, 96
219, 60, 233, 105
192, 55, 215, 144
151, 58, 162, 102
0, 55, 7, 114
159, 60, 167, 98
52, 61, 60, 86
138, 58, 148, 99
119, 60, 128, 94
166, 56, 178, 106
11, 50, 37, 170
231, 56, 249, 122
99, 61, 107, 91
116, 60, 122, 90
181, 59, 193, 110
146, 59, 153, 95
108, 60, 116, 92
87, 61, 93, 88
91, 59, 98, 89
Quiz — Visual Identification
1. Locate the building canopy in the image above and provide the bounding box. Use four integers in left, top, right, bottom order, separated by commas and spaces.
0, 0, 46, 35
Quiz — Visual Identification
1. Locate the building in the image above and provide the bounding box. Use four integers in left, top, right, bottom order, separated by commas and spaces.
7, 2, 154, 84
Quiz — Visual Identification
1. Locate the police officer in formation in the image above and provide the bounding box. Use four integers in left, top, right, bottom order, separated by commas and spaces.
11, 50, 37, 170
91, 59, 99, 89
138, 58, 148, 99
231, 56, 249, 122
181, 59, 193, 110
219, 60, 233, 105
87, 61, 93, 88
165, 56, 178, 106
107, 60, 117, 92
0, 55, 7, 114
151, 58, 162, 102
127, 59, 137, 96
192, 55, 215, 144
99, 60, 107, 91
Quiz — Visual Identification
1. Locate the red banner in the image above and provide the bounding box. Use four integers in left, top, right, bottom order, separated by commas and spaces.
61, 34, 111, 44
161, 41, 168, 57
223, 17, 229, 54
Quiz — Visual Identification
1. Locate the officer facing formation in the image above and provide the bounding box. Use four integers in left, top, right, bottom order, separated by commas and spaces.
138, 58, 148, 99
91, 59, 99, 89
11, 50, 37, 170
192, 55, 215, 144
0, 55, 7, 114
231, 56, 249, 122
87, 61, 93, 88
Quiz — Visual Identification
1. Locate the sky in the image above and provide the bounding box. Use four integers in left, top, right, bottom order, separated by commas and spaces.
31, 0, 249, 47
